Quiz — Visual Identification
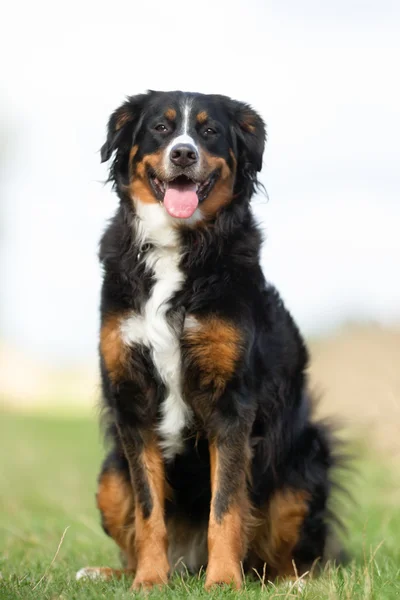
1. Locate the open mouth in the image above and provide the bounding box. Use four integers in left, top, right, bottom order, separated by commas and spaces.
148, 171, 218, 218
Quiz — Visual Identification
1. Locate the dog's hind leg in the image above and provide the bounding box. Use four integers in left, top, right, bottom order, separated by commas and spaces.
248, 421, 344, 583
76, 452, 136, 582
249, 487, 311, 580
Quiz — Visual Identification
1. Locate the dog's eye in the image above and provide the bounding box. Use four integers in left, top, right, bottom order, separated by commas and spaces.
154, 124, 169, 133
203, 127, 217, 137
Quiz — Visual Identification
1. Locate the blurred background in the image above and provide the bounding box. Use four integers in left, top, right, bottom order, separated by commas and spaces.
0, 0, 399, 451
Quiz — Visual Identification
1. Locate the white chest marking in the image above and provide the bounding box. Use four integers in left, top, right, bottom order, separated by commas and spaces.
120, 214, 192, 460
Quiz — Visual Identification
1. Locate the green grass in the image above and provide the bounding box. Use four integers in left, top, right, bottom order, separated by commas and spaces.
0, 411, 399, 599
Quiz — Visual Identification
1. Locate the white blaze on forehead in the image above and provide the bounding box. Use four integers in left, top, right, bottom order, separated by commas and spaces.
182, 100, 191, 136
170, 133, 196, 147
164, 100, 199, 174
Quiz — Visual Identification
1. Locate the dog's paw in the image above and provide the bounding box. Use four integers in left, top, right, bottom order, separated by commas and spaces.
76, 567, 115, 581
131, 575, 167, 591
131, 567, 169, 591
204, 565, 242, 591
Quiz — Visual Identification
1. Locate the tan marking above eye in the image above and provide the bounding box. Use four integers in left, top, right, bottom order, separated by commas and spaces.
197, 111, 208, 124
165, 108, 176, 120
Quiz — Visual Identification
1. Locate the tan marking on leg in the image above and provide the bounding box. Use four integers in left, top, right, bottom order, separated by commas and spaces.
250, 489, 310, 577
205, 443, 247, 590
78, 470, 137, 580
132, 443, 169, 590
96, 471, 135, 560
100, 314, 128, 383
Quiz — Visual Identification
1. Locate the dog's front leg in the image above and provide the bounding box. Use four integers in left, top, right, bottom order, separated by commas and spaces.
101, 314, 170, 589
182, 313, 253, 589
117, 424, 169, 590
205, 425, 252, 590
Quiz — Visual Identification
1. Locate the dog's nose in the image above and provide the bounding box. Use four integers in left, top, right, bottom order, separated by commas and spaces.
170, 144, 199, 168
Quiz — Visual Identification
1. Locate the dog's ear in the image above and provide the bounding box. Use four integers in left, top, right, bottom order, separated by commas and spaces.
100, 93, 149, 163
230, 100, 266, 178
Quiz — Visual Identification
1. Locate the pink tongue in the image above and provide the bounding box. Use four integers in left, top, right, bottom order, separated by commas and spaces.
163, 181, 199, 218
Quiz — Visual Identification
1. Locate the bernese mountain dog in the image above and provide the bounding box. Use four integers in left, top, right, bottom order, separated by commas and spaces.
77, 91, 344, 591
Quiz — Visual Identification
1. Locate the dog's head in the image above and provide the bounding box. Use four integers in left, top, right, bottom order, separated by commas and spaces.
101, 91, 265, 221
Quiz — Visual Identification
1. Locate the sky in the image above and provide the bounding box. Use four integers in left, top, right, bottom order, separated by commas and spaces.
1, 0, 399, 365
